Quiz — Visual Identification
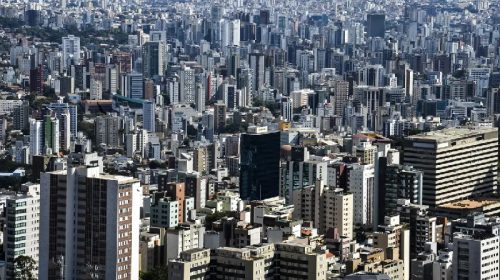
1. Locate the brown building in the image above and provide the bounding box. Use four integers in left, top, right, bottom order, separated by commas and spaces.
158, 182, 186, 224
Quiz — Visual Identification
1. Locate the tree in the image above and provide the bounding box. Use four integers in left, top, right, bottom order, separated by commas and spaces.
139, 266, 168, 280
14, 256, 37, 280
205, 211, 233, 230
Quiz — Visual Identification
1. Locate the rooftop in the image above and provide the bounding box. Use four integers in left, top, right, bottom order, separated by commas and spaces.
406, 127, 497, 142
438, 198, 500, 209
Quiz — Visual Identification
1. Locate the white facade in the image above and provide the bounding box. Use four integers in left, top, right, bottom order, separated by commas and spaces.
62, 35, 81, 69
4, 184, 40, 278
452, 233, 500, 280
166, 224, 205, 260
348, 163, 375, 226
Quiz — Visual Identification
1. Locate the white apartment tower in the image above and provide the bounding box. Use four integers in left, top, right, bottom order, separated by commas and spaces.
4, 183, 40, 279
62, 35, 81, 69
348, 163, 375, 227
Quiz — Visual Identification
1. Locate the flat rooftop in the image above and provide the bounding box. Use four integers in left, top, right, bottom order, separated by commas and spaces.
406, 127, 498, 142
438, 198, 500, 209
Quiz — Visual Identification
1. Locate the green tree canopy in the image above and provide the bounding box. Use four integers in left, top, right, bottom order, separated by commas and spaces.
14, 255, 37, 280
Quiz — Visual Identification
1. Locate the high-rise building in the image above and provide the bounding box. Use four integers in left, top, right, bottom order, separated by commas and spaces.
157, 182, 186, 224
452, 233, 500, 280
29, 118, 43, 157
127, 72, 144, 99
334, 80, 349, 116
13, 100, 30, 132
29, 65, 44, 94
95, 114, 122, 147
143, 100, 156, 132
403, 127, 498, 207
240, 127, 281, 201
39, 155, 141, 280
89, 79, 103, 100
366, 13, 385, 38
142, 41, 166, 78
4, 183, 40, 279
348, 163, 375, 226
62, 35, 81, 69
150, 191, 179, 229
249, 52, 265, 93
322, 187, 354, 240
48, 101, 78, 138
213, 102, 226, 133
279, 146, 328, 204
378, 161, 423, 220
180, 67, 195, 104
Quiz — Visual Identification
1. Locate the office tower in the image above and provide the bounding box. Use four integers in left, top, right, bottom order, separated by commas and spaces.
366, 13, 385, 38
143, 100, 156, 132
48, 101, 78, 138
61, 35, 81, 69
89, 79, 102, 100
128, 72, 144, 99
95, 114, 122, 147
58, 76, 75, 95
168, 248, 210, 280
239, 127, 280, 201
334, 80, 349, 116
213, 101, 226, 133
142, 41, 166, 78
403, 127, 498, 207
378, 161, 423, 220
180, 67, 195, 103
452, 233, 500, 280
249, 52, 265, 92
348, 163, 375, 226
4, 183, 40, 279
29, 65, 44, 94
39, 159, 141, 280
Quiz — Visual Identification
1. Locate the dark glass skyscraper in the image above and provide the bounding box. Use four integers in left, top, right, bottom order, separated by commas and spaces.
239, 130, 280, 201
366, 13, 386, 38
